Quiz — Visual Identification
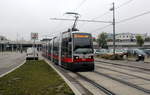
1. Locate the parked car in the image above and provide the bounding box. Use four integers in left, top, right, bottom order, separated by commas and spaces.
143, 49, 150, 56
120, 49, 128, 55
107, 49, 125, 57
26, 47, 39, 60
94, 49, 108, 55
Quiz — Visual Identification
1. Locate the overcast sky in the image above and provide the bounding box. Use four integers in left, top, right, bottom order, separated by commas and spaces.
0, 0, 150, 41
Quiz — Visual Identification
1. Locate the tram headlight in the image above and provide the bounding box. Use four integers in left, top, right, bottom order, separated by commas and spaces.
74, 56, 79, 59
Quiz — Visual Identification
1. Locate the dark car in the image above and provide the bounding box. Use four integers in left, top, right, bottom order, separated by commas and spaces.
143, 49, 150, 56
127, 49, 146, 61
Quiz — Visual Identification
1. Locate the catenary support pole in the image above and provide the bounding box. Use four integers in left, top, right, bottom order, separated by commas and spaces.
112, 2, 116, 56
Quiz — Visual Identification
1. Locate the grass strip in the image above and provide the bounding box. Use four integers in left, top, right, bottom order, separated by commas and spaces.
0, 60, 74, 95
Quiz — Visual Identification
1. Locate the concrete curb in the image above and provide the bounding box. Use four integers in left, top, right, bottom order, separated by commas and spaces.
0, 60, 26, 78
44, 58, 83, 95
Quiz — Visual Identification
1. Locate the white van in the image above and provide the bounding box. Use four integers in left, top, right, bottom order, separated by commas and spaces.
26, 48, 38, 60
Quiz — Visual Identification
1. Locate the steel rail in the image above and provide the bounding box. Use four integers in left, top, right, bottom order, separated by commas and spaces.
95, 61, 150, 75
76, 73, 116, 95
95, 65, 150, 81
95, 60, 150, 71
94, 71, 150, 94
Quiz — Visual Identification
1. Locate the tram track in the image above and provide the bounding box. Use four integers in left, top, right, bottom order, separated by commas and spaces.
44, 57, 93, 95
56, 65, 118, 95
44, 57, 150, 95
44, 56, 118, 95
57, 65, 117, 95
52, 62, 117, 95
95, 60, 150, 71
95, 65, 150, 82
95, 61, 150, 75
54, 66, 95, 95
75, 72, 116, 95
93, 71, 150, 94
54, 62, 150, 95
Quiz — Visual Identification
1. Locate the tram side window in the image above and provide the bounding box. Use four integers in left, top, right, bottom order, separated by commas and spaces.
68, 42, 72, 57
48, 43, 51, 54
61, 38, 68, 57
56, 39, 59, 55
53, 39, 59, 56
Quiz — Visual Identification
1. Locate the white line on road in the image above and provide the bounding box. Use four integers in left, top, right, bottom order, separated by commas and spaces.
0, 60, 26, 78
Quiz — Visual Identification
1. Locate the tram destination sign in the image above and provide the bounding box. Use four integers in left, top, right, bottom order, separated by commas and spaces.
74, 34, 89, 38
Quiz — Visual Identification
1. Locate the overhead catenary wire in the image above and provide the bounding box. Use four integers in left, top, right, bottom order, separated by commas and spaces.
79, 0, 134, 30
115, 0, 134, 9
91, 10, 150, 34
90, 24, 112, 33
74, 0, 87, 12
43, 0, 87, 39
92, 11, 110, 20
40, 27, 67, 38
42, 13, 76, 39
117, 10, 150, 24
47, 0, 134, 38
50, 18, 111, 23
92, 0, 134, 20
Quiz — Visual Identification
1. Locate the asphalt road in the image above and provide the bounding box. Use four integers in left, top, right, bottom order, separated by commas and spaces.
0, 52, 26, 76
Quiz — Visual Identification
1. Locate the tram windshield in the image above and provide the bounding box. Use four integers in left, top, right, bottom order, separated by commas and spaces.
73, 33, 93, 54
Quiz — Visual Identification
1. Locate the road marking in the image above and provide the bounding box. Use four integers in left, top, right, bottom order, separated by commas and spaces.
0, 60, 26, 78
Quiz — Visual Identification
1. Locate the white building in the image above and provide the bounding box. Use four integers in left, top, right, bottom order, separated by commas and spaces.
116, 33, 147, 41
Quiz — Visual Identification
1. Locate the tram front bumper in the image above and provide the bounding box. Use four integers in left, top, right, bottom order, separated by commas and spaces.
68, 62, 94, 71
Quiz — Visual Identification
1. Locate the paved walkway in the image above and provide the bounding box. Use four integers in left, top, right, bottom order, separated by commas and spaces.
0, 52, 26, 76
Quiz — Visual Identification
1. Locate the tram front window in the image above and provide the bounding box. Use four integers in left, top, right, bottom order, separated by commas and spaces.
73, 33, 93, 54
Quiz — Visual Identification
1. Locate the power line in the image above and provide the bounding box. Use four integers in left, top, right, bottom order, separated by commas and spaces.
92, 11, 110, 20
117, 10, 150, 24
74, 0, 87, 11
48, 0, 134, 37
40, 27, 67, 38
50, 18, 112, 23
116, 0, 133, 9
74, 0, 133, 30
92, 0, 133, 20
91, 24, 112, 33
91, 10, 150, 34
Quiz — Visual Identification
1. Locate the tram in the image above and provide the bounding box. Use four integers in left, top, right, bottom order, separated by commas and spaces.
42, 30, 94, 71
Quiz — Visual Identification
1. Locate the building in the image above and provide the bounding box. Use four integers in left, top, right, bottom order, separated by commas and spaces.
98, 33, 150, 48
106, 33, 150, 48
0, 35, 42, 52
115, 33, 147, 42
107, 41, 150, 48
